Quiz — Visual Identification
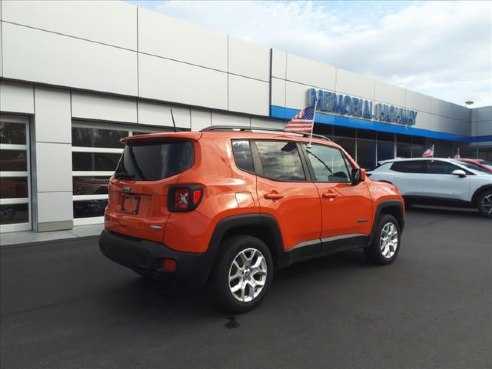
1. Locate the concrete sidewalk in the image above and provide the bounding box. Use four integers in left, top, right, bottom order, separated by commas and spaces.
0, 224, 104, 246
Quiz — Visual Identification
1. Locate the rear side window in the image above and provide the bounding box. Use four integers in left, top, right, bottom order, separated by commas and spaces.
115, 140, 194, 181
427, 160, 461, 175
254, 140, 306, 181
232, 140, 254, 173
390, 161, 426, 173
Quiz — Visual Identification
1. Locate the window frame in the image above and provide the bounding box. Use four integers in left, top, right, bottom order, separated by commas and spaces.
390, 160, 427, 174
425, 159, 471, 175
301, 143, 354, 183
231, 139, 256, 175
250, 139, 310, 183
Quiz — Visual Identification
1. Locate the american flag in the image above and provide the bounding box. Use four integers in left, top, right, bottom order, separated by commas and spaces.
422, 145, 434, 158
284, 105, 315, 133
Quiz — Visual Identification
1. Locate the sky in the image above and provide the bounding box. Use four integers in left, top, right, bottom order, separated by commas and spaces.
127, 0, 492, 108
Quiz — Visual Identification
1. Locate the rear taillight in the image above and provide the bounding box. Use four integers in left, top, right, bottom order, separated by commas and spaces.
168, 185, 203, 212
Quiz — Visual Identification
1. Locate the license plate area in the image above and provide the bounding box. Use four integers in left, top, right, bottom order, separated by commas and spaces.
122, 194, 140, 215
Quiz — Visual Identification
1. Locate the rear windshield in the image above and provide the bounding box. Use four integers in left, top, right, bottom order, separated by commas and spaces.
115, 140, 194, 181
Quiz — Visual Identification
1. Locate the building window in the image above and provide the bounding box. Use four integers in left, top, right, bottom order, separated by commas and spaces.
333, 137, 356, 159
377, 132, 395, 163
0, 116, 31, 232
411, 136, 425, 158
71, 122, 160, 225
396, 134, 412, 158
357, 139, 377, 170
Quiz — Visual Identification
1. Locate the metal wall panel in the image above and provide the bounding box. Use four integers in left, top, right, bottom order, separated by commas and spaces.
2, 23, 138, 96
251, 117, 284, 129
37, 192, 73, 223
375, 80, 405, 107
228, 75, 269, 115
0, 81, 34, 114
35, 142, 72, 193
287, 53, 336, 91
34, 87, 71, 143
405, 90, 431, 112
271, 49, 286, 79
430, 115, 470, 136
474, 106, 492, 123
72, 93, 138, 123
0, 20, 3, 77
138, 8, 227, 71
430, 98, 469, 121
285, 81, 313, 110
191, 109, 212, 131
474, 122, 492, 136
2, 0, 137, 50
138, 101, 190, 129
228, 37, 269, 81
336, 68, 375, 100
139, 53, 227, 110
211, 112, 250, 126
271, 77, 286, 108
414, 111, 431, 129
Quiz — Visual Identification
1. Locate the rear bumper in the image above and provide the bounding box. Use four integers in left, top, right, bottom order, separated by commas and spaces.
99, 230, 215, 284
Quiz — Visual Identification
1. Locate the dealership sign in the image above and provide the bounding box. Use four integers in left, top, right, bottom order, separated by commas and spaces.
308, 88, 417, 126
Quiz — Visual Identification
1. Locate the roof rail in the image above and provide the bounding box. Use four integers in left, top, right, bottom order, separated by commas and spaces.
200, 125, 332, 142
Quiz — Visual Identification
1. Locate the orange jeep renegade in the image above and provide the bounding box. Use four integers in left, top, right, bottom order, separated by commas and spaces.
100, 126, 405, 313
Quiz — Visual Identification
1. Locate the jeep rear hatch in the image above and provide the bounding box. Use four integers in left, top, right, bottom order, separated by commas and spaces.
105, 134, 199, 242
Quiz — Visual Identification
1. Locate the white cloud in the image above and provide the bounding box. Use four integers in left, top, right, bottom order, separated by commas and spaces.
132, 0, 492, 107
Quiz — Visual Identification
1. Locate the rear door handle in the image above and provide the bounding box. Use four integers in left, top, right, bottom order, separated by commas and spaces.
264, 192, 284, 200
322, 192, 338, 199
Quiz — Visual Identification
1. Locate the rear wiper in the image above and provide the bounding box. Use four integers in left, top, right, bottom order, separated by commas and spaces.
114, 172, 135, 180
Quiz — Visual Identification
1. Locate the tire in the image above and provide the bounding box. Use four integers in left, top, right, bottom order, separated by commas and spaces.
364, 214, 401, 265
477, 190, 492, 218
210, 235, 273, 314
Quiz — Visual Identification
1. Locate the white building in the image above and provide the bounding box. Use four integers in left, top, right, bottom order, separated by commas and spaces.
0, 0, 491, 234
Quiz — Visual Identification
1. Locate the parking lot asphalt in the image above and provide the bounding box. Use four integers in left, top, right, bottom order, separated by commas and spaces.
1, 207, 491, 369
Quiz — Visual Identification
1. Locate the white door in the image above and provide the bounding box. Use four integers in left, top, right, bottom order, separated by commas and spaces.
424, 160, 470, 201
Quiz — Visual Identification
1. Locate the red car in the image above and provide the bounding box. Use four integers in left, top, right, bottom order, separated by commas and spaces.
458, 159, 492, 173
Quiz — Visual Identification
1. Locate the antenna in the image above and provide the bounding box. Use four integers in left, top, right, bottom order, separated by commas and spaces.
170, 109, 177, 132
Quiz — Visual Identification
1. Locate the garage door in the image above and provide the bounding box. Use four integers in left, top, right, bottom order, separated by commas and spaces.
0, 115, 31, 232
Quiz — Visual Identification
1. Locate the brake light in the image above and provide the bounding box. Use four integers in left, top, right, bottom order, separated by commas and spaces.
169, 185, 203, 212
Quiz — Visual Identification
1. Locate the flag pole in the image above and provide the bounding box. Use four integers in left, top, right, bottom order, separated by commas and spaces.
308, 97, 318, 148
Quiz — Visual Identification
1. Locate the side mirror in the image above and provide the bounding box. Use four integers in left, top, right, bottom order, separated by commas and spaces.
452, 169, 467, 178
351, 168, 366, 185
360, 168, 366, 181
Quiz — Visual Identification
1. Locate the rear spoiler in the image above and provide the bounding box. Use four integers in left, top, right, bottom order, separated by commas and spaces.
121, 131, 202, 144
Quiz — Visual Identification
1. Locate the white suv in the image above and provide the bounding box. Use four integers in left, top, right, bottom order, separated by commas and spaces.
368, 158, 492, 217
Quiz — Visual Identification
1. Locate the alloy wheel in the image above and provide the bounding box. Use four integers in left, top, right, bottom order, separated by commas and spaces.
228, 248, 268, 303
379, 222, 399, 259
480, 193, 492, 216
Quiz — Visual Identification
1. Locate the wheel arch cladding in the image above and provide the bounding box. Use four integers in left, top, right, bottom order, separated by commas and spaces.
208, 214, 284, 267
369, 201, 405, 245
